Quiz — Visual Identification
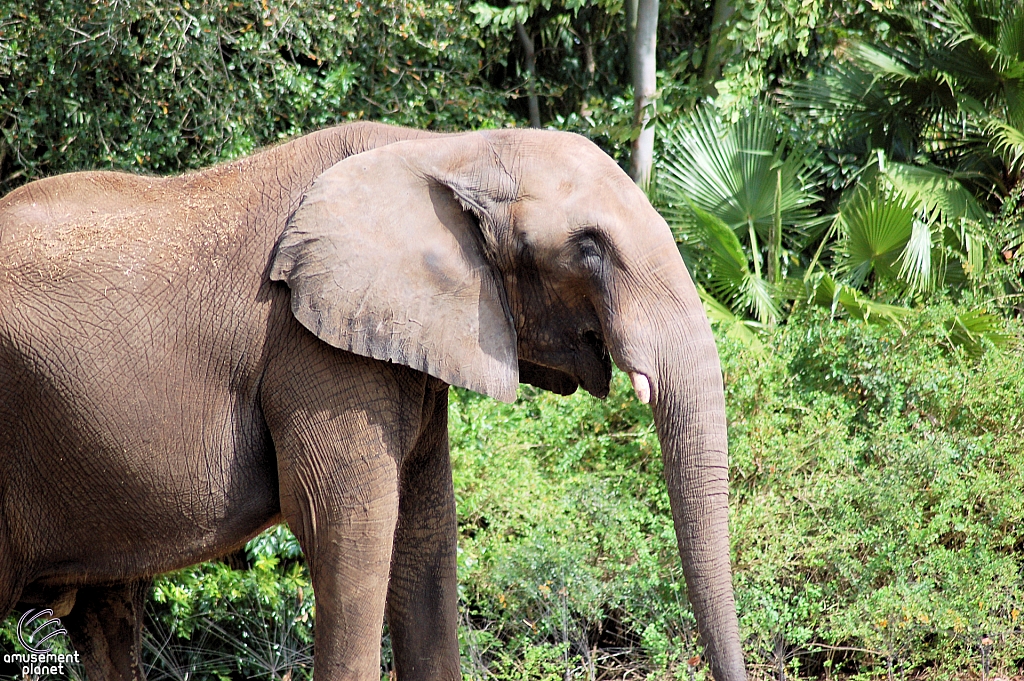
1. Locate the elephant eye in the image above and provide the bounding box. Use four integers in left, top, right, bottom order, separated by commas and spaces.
574, 231, 604, 272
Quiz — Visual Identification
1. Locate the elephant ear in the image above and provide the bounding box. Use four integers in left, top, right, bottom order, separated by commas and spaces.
269, 140, 519, 403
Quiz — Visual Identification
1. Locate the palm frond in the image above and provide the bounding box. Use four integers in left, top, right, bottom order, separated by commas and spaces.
943, 308, 1011, 357
881, 159, 993, 280
698, 288, 766, 352
988, 117, 1024, 170
686, 200, 783, 326
658, 104, 822, 245
932, 0, 1024, 100
997, 8, 1024, 82
659, 107, 741, 219
900, 215, 937, 293
844, 40, 920, 81
783, 64, 883, 117
882, 160, 992, 225
781, 58, 932, 164
657, 104, 832, 326
740, 271, 783, 328
807, 271, 914, 326
786, 0, 1022, 173
834, 182, 918, 287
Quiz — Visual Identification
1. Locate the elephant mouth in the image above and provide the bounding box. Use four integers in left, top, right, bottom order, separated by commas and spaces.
519, 359, 579, 395
517, 331, 611, 398
578, 331, 612, 398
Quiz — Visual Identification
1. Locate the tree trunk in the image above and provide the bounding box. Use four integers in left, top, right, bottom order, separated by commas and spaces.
626, 0, 638, 77
702, 0, 737, 97
629, 0, 658, 190
516, 22, 541, 128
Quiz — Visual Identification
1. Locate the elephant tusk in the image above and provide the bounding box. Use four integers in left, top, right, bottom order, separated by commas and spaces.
629, 372, 651, 404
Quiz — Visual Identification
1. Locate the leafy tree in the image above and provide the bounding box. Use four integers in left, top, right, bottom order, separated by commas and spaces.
783, 0, 1023, 200
468, 0, 628, 125
0, 0, 513, 193
467, 0, 663, 183
700, 0, 909, 112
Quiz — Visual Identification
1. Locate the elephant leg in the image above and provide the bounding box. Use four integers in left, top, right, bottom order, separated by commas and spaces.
0, 534, 19, 620
263, 347, 428, 680
64, 580, 150, 681
386, 383, 460, 681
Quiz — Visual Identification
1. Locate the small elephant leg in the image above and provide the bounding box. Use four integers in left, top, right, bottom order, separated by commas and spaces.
0, 535, 19, 620
64, 580, 150, 681
386, 384, 460, 681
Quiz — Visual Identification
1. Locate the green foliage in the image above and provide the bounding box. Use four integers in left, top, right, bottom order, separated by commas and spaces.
711, 0, 832, 111
659, 0, 1023, 350
657, 105, 823, 326
143, 530, 314, 679
721, 303, 1024, 677
782, 0, 1024, 198
833, 181, 920, 288
449, 376, 703, 678
802, 271, 914, 327
439, 305, 1023, 678
0, 0, 731, 178
0, 0, 513, 192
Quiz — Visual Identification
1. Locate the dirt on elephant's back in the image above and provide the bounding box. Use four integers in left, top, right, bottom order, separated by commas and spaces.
0, 169, 252, 284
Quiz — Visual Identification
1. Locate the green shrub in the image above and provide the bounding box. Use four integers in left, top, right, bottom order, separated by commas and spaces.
449, 302, 1024, 679
725, 305, 1024, 678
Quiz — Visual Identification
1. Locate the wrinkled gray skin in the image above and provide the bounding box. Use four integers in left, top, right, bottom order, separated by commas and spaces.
0, 123, 745, 681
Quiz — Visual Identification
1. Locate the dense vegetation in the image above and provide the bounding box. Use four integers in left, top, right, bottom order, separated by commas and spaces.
1, 0, 1022, 678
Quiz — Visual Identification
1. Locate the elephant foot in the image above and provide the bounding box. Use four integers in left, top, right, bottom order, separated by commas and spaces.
64, 580, 151, 681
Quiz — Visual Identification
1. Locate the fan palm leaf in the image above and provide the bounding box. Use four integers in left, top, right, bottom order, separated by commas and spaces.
657, 105, 822, 326
834, 182, 919, 287
988, 118, 1024, 171
943, 308, 1010, 356
806, 271, 914, 326
699, 289, 766, 352
881, 159, 992, 276
834, 151, 995, 294
658, 105, 822, 251
931, 0, 1024, 138
882, 162, 990, 223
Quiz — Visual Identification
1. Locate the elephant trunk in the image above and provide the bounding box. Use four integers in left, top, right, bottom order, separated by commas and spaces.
652, 317, 745, 681
610, 297, 745, 681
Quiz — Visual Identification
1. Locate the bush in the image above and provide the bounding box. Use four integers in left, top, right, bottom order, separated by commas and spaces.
451, 302, 1024, 679
449, 375, 701, 679
725, 305, 1024, 679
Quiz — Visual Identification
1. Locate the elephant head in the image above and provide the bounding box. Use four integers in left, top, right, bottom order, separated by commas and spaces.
269, 129, 745, 681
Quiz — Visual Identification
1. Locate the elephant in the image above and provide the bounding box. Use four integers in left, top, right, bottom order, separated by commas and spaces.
0, 122, 745, 681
